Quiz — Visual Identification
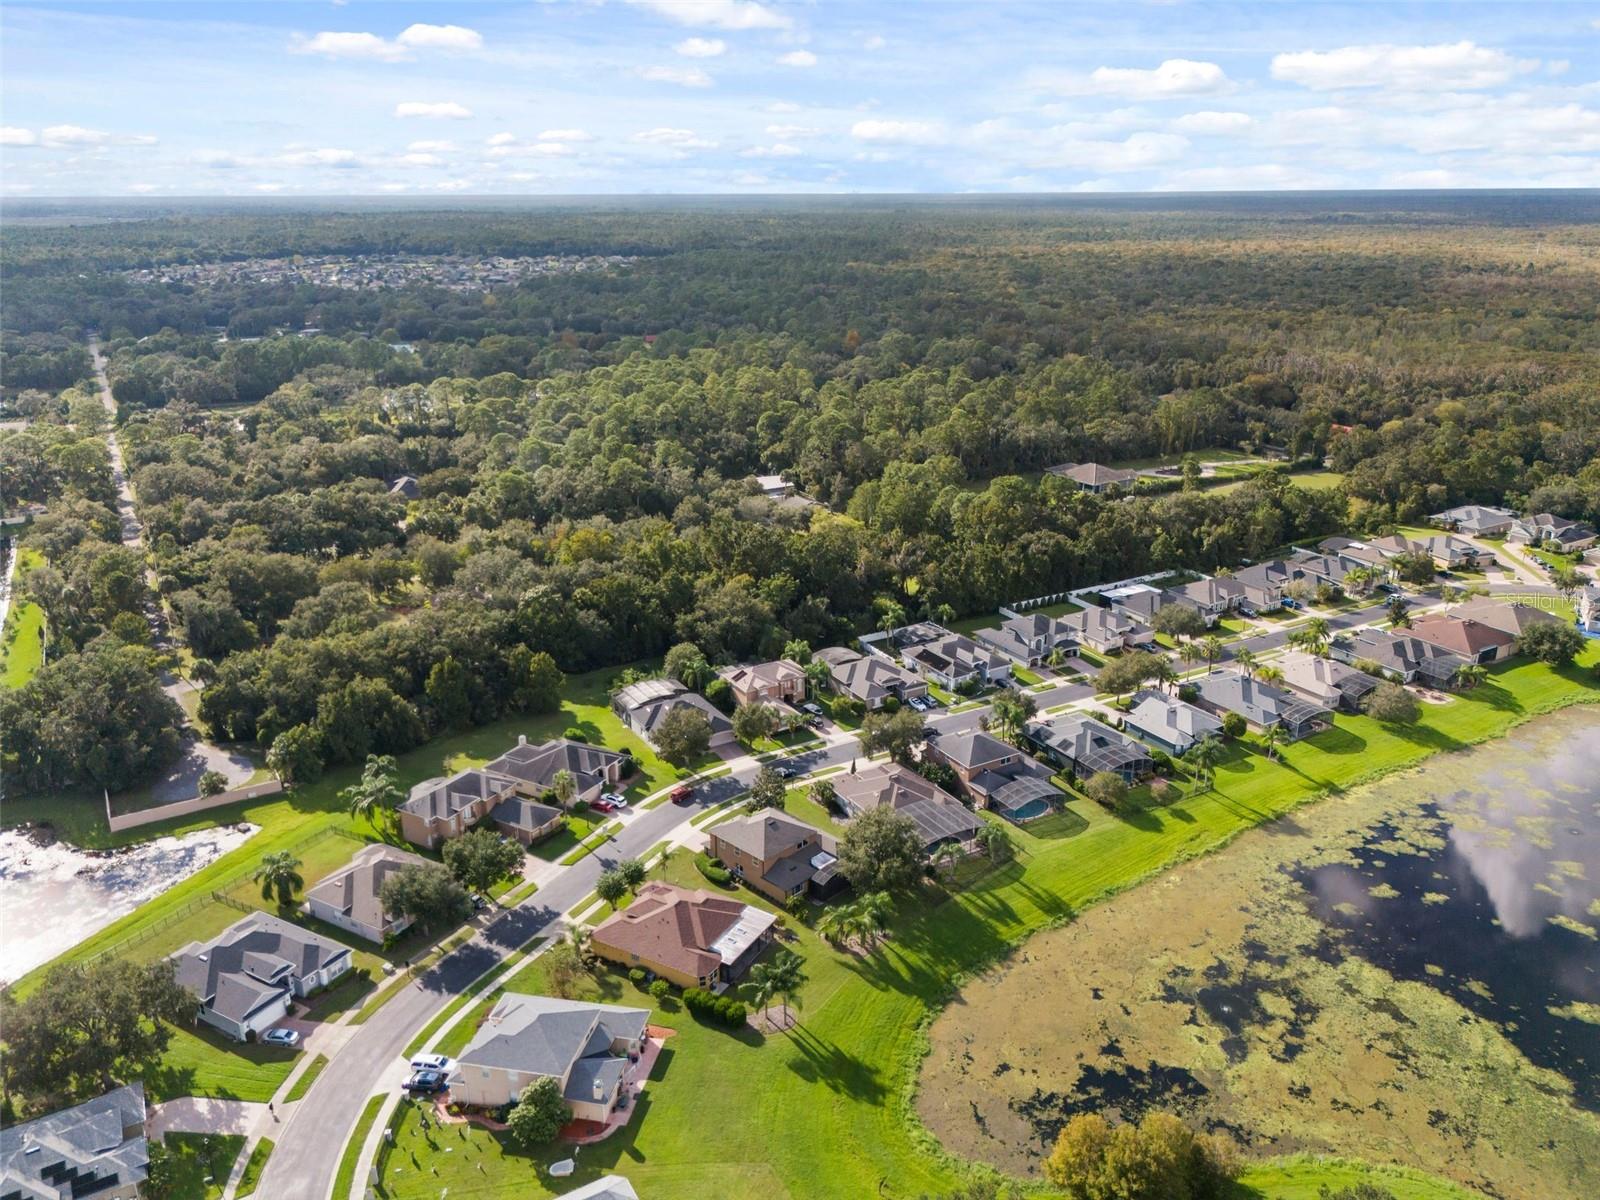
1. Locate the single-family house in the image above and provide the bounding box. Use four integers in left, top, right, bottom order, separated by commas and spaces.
717, 659, 807, 708
399, 767, 562, 850
1418, 534, 1483, 569
1508, 512, 1597, 552
1120, 690, 1224, 754
1409, 615, 1517, 664
1047, 461, 1138, 493
1274, 651, 1378, 712
1428, 505, 1516, 536
1330, 628, 1468, 686
1579, 584, 1600, 635
387, 475, 420, 501
484, 736, 628, 807
172, 913, 352, 1041
708, 811, 846, 903
926, 730, 1059, 819
1028, 714, 1153, 782
563, 1178, 641, 1200
815, 647, 928, 709
1316, 537, 1392, 574
449, 993, 650, 1119
304, 844, 429, 943
1190, 671, 1331, 740
1061, 605, 1155, 654
591, 882, 776, 990
975, 613, 1078, 667
831, 762, 981, 855
1231, 561, 1291, 611
899, 630, 1012, 689
924, 729, 1025, 789
0, 1085, 149, 1200
1450, 598, 1565, 639
1103, 585, 1203, 627
755, 474, 795, 498
612, 679, 737, 751
1172, 576, 1247, 620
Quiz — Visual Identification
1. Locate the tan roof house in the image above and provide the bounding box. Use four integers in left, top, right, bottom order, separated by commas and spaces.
398, 768, 563, 850
484, 736, 627, 806
708, 811, 846, 903
591, 882, 776, 989
1047, 461, 1138, 493
304, 844, 429, 943
1409, 615, 1517, 664
717, 659, 806, 707
815, 647, 928, 710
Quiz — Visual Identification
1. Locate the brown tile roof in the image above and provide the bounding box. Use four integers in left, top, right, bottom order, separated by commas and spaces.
590, 883, 747, 981
1410, 615, 1517, 658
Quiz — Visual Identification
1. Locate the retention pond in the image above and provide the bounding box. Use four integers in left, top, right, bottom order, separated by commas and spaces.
920, 706, 1600, 1199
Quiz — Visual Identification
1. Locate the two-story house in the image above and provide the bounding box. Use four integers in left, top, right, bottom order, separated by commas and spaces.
591, 881, 776, 989
716, 659, 807, 708
708, 811, 847, 903
398, 767, 563, 850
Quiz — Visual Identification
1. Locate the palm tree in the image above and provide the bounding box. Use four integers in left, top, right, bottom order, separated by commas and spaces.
254, 851, 304, 907
988, 689, 1037, 744
804, 659, 832, 701
782, 638, 812, 664
750, 948, 806, 1029
1342, 567, 1374, 597
1233, 647, 1258, 678
1186, 735, 1223, 792
1305, 617, 1332, 644
341, 755, 401, 827
1454, 663, 1487, 690
1256, 664, 1285, 686
932, 842, 964, 881
1046, 646, 1068, 669
975, 821, 1014, 864
1152, 658, 1179, 695
1178, 641, 1204, 672
1261, 723, 1282, 762
875, 599, 907, 635
815, 905, 852, 947
1201, 635, 1225, 672
854, 891, 894, 949
550, 768, 577, 808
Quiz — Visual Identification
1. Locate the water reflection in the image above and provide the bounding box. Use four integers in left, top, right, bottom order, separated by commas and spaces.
1297, 720, 1600, 1109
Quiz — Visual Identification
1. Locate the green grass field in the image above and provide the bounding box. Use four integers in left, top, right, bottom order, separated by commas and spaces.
233, 1137, 275, 1198
285, 1054, 329, 1102
332, 1094, 388, 1200
1, 547, 46, 688
160, 1131, 245, 1200
365, 650, 1598, 1200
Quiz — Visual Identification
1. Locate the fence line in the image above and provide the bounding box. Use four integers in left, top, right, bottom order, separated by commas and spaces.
105, 779, 285, 833
78, 824, 366, 966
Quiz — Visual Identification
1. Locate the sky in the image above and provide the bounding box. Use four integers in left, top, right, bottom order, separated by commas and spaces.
2, 0, 1598, 196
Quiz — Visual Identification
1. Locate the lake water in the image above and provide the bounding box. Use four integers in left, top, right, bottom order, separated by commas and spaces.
0, 822, 257, 983
919, 706, 1600, 1198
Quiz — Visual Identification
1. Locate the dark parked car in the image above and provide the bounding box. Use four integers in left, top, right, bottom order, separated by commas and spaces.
405, 1069, 448, 1094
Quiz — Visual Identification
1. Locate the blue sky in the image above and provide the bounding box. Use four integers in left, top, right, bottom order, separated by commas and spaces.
2, 1, 1598, 195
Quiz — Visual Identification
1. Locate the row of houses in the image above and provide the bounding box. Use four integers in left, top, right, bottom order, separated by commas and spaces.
1429, 505, 1597, 551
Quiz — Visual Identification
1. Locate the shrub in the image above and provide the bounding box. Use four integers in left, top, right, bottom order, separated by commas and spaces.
695, 853, 732, 886
1221, 711, 1247, 739
562, 726, 587, 741
704, 677, 734, 712
628, 967, 647, 988
684, 987, 748, 1028
1148, 749, 1173, 776
648, 978, 671, 1002
197, 769, 228, 797
881, 695, 901, 714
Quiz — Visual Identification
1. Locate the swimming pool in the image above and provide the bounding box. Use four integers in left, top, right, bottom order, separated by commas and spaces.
1003, 798, 1054, 823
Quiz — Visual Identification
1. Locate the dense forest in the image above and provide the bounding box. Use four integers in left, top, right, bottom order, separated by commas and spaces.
2, 196, 1598, 792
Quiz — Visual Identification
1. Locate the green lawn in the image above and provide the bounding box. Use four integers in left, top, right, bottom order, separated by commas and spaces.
284, 1054, 328, 1102
234, 1137, 275, 1198
332, 1094, 388, 1200
780, 785, 845, 837
145, 1022, 300, 1103
161, 1132, 245, 1200
1, 547, 46, 688
366, 651, 1598, 1200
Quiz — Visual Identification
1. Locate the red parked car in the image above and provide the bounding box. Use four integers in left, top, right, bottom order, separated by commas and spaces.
670, 784, 695, 805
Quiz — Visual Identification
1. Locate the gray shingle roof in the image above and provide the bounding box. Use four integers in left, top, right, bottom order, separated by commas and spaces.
304, 844, 427, 937
401, 768, 517, 820
1192, 671, 1329, 729
1122, 692, 1223, 748
1031, 714, 1152, 774
933, 729, 1017, 771
485, 738, 624, 795
172, 912, 351, 1022
0, 1085, 148, 1200
455, 993, 649, 1083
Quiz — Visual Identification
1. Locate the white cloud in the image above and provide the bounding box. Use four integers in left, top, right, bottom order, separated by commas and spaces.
741, 142, 802, 157
632, 127, 718, 148
766, 101, 801, 113
863, 35, 886, 51
639, 65, 713, 87
486, 132, 518, 146
407, 140, 455, 152
766, 123, 820, 138
489, 141, 574, 159
41, 124, 110, 146
395, 152, 444, 167
851, 118, 945, 144
777, 50, 817, 68
292, 23, 482, 61
1172, 110, 1254, 135
1271, 42, 1527, 90
1035, 130, 1191, 172
378, 182, 410, 192
0, 126, 37, 146
394, 101, 473, 119
675, 37, 726, 58
539, 129, 594, 142
395, 23, 483, 52
293, 31, 409, 61
279, 147, 361, 167
627, 0, 792, 32
1083, 59, 1231, 98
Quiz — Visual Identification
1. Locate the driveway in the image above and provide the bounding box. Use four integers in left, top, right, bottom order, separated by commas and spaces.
149, 1098, 268, 1139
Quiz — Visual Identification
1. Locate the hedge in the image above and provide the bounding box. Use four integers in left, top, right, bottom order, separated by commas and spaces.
695, 853, 732, 886
684, 987, 747, 1028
